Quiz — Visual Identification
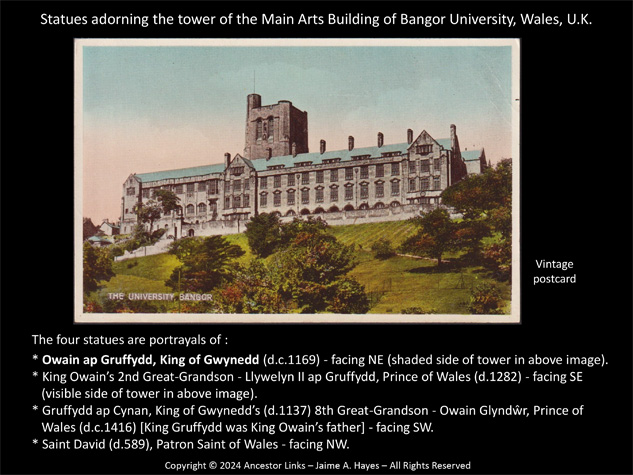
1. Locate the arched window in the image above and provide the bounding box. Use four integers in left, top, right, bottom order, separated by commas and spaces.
198, 203, 207, 214
267, 117, 274, 141
256, 119, 263, 139
186, 204, 195, 215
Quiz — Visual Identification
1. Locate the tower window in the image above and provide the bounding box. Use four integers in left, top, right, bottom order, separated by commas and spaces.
256, 119, 263, 139
268, 117, 274, 141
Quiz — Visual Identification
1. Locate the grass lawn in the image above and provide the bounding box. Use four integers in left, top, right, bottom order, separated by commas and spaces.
349, 251, 510, 314
91, 221, 511, 315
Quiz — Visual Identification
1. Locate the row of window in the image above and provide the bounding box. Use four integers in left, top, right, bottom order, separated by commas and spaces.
139, 181, 222, 198
224, 195, 251, 209
260, 181, 407, 208
259, 160, 441, 189
410, 177, 442, 192
137, 176, 439, 212
132, 157, 443, 200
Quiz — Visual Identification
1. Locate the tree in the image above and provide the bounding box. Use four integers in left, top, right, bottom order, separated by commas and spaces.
83, 218, 99, 240
214, 260, 293, 314
279, 216, 329, 245
154, 189, 180, 215
326, 278, 370, 314
442, 159, 512, 273
244, 213, 283, 258
441, 159, 512, 228
399, 208, 457, 266
165, 236, 245, 293
273, 231, 366, 313
133, 189, 180, 234
133, 200, 162, 234
83, 241, 114, 292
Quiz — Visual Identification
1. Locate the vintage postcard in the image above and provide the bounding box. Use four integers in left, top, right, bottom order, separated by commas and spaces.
75, 38, 520, 323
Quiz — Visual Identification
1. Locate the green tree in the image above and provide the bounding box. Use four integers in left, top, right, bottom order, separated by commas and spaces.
133, 189, 180, 234
244, 213, 283, 258
326, 278, 370, 314
280, 216, 329, 245
399, 208, 457, 266
442, 159, 512, 228
153, 189, 180, 215
165, 236, 245, 293
274, 231, 365, 313
133, 200, 162, 234
370, 238, 396, 260
83, 241, 114, 292
214, 260, 293, 314
442, 159, 512, 273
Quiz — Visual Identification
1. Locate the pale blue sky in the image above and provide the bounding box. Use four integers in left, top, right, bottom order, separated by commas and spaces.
81, 41, 516, 222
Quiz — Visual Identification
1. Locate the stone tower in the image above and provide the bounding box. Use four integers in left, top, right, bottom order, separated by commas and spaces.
243, 94, 309, 160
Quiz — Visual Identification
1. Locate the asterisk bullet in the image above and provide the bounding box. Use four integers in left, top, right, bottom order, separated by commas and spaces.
33, 439, 38, 444
33, 405, 38, 411
33, 371, 38, 377
33, 354, 38, 360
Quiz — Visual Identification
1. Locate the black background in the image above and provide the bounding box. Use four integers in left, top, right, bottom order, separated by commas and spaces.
1, 1, 632, 474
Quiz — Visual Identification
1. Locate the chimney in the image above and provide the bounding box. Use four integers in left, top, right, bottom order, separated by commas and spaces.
267, 148, 272, 161
225, 153, 231, 168
450, 124, 457, 151
377, 132, 384, 148
320, 139, 326, 154
407, 129, 413, 144
292, 142, 297, 157
348, 136, 354, 151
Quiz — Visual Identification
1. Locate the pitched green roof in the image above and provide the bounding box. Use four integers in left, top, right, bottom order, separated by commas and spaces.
135, 163, 225, 183
250, 142, 410, 171
436, 138, 452, 150
462, 150, 484, 161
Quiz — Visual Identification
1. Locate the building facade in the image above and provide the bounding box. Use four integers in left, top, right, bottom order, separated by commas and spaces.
120, 94, 486, 237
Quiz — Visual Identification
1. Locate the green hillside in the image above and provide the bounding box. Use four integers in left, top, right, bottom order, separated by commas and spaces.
90, 219, 510, 315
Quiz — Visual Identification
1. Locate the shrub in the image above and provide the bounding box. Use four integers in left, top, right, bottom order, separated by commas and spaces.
468, 283, 505, 314
371, 238, 396, 260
